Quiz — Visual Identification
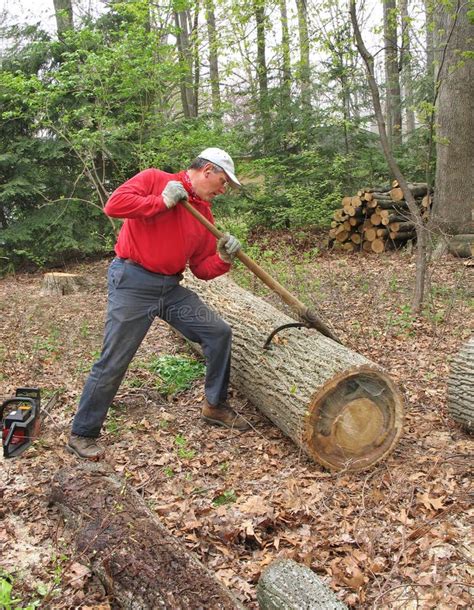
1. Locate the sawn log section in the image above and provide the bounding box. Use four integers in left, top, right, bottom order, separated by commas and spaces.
184, 274, 404, 471
50, 463, 243, 609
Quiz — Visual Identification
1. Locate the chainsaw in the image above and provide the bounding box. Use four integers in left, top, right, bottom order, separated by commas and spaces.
1, 387, 43, 458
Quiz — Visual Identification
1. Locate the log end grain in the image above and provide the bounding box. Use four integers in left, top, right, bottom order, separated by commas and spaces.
303, 366, 404, 471
257, 559, 347, 610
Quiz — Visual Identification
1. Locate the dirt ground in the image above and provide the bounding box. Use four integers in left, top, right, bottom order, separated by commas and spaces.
0, 246, 472, 609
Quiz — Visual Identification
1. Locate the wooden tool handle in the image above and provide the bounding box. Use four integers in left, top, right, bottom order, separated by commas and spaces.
180, 199, 341, 343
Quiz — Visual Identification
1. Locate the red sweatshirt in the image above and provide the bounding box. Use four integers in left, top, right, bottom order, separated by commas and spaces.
104, 169, 231, 280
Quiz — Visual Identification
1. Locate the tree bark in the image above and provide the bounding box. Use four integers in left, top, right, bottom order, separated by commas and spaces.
425, 0, 435, 84
184, 273, 404, 472
174, 8, 198, 118
257, 559, 347, 609
400, 0, 415, 136
205, 0, 221, 117
254, 0, 271, 150
296, 0, 311, 109
432, 0, 474, 235
447, 234, 474, 258
383, 0, 402, 148
50, 463, 243, 609
40, 272, 85, 296
447, 337, 474, 433
53, 0, 73, 39
279, 0, 292, 111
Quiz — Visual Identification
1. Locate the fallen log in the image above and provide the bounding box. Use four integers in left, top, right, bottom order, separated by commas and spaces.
448, 234, 474, 258
50, 463, 243, 609
184, 274, 403, 471
257, 559, 347, 610
447, 337, 473, 432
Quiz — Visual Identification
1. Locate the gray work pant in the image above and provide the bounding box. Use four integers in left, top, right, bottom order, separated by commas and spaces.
71, 258, 231, 437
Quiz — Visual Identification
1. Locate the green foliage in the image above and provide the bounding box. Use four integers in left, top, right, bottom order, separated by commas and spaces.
212, 489, 237, 506
0, 573, 39, 610
146, 355, 205, 395
0, 200, 115, 270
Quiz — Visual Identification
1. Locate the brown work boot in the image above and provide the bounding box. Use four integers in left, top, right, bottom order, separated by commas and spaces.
66, 434, 105, 459
201, 400, 250, 431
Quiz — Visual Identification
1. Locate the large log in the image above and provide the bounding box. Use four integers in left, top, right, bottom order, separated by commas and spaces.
40, 272, 86, 296
184, 274, 403, 471
447, 337, 473, 432
448, 234, 474, 258
50, 463, 243, 609
257, 559, 347, 610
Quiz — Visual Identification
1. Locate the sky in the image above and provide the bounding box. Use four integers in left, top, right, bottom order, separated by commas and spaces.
1, 0, 105, 33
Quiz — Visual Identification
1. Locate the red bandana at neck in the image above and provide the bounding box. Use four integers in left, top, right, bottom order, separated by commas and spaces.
178, 171, 211, 208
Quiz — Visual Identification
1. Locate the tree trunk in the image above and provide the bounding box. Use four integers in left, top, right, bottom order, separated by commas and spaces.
279, 0, 291, 111
425, 0, 435, 84
296, 0, 311, 109
447, 337, 474, 433
53, 0, 73, 39
205, 0, 221, 117
432, 1, 474, 235
184, 274, 403, 472
350, 0, 428, 311
383, 0, 402, 148
254, 0, 271, 150
50, 463, 243, 609
174, 8, 197, 119
257, 559, 347, 609
400, 0, 415, 136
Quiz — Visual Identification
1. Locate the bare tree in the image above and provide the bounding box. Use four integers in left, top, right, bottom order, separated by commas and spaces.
350, 0, 428, 311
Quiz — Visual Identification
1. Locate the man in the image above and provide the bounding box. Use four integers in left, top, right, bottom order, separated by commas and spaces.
67, 148, 249, 459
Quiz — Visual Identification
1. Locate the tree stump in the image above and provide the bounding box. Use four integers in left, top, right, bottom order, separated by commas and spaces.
184, 274, 403, 472
50, 463, 243, 609
40, 272, 85, 296
447, 337, 473, 432
257, 559, 347, 610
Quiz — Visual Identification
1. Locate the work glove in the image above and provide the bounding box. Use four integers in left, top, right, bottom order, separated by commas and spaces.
162, 181, 188, 209
217, 233, 241, 263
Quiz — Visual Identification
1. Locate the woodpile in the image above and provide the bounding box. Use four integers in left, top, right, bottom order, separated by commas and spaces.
329, 182, 433, 253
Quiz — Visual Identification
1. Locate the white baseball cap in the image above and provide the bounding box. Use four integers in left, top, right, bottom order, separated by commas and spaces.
198, 147, 241, 187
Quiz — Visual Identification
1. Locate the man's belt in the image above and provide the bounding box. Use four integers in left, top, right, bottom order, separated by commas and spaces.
117, 257, 182, 282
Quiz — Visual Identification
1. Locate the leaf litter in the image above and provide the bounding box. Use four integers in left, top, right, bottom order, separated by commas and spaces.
0, 248, 472, 609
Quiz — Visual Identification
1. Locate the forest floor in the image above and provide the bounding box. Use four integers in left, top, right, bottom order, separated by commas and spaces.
0, 233, 473, 609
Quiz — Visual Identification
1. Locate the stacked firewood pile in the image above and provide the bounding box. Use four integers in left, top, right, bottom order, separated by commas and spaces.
329, 182, 433, 253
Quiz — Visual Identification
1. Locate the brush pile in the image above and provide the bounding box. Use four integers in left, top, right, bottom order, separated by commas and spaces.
329, 182, 433, 253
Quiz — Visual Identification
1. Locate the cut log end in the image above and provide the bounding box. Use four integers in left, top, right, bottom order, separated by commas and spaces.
304, 367, 404, 471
